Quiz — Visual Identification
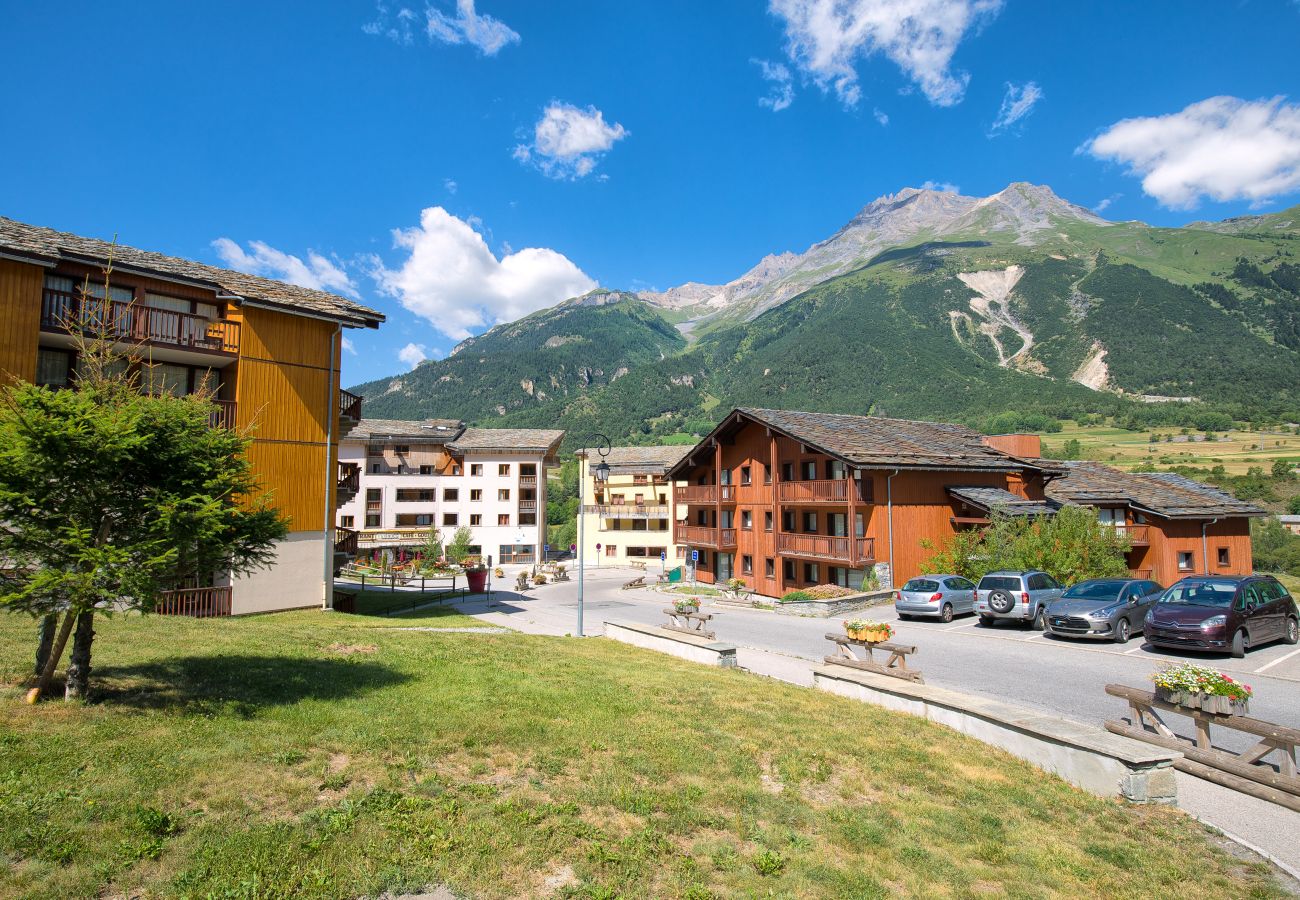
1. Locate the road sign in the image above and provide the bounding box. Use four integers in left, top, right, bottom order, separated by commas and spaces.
596, 543, 602, 550
544, 544, 550, 552
570, 543, 576, 551
691, 550, 699, 562
660, 550, 666, 561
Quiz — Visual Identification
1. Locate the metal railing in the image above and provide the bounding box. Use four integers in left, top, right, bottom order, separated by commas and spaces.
775, 532, 876, 564
156, 586, 233, 617
41, 289, 240, 354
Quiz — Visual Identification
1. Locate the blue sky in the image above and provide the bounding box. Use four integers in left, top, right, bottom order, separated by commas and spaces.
3, 1, 1299, 384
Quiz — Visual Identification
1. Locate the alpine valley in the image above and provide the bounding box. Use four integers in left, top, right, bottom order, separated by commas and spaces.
351, 183, 1300, 445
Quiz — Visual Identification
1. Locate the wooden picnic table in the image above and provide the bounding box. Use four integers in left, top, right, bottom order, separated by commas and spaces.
823, 633, 923, 683
663, 607, 716, 640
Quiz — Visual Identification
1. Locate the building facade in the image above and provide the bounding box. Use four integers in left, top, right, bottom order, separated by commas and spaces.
0, 216, 383, 615
666, 408, 1059, 597
337, 420, 563, 566
577, 446, 690, 568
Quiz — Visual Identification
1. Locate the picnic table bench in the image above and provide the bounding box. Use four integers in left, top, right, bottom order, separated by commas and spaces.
622, 575, 646, 590
663, 607, 715, 640
823, 633, 923, 683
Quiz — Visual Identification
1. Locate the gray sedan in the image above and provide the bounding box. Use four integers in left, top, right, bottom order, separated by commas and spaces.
895, 574, 977, 622
1045, 578, 1164, 643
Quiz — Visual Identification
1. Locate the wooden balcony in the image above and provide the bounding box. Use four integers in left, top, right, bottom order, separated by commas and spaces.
674, 524, 737, 548
334, 526, 359, 556
1115, 525, 1150, 546
519, 475, 538, 486
41, 289, 239, 355
775, 532, 876, 565
518, 499, 537, 512
209, 399, 237, 430
337, 462, 360, 504
777, 479, 868, 504
1128, 568, 1154, 579
156, 586, 232, 618
674, 484, 737, 504
587, 504, 671, 518
338, 388, 362, 435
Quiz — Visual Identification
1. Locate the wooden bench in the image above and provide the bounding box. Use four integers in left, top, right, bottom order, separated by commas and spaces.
515, 571, 530, 591
823, 633, 923, 683
622, 576, 646, 590
663, 607, 715, 640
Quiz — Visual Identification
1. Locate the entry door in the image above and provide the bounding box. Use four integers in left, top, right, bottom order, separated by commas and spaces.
717, 553, 733, 581
828, 513, 848, 537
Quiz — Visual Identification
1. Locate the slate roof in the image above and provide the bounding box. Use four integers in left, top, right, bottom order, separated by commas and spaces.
348, 419, 465, 441
947, 486, 1056, 517
670, 408, 1058, 475
0, 216, 384, 327
1045, 461, 1266, 520
579, 445, 692, 476
447, 428, 565, 455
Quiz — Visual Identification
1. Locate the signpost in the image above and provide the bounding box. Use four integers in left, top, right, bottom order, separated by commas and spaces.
691, 549, 699, 588
595, 543, 602, 568
660, 549, 666, 576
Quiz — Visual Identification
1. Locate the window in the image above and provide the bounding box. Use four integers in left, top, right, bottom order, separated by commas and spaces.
395, 489, 436, 502
857, 472, 874, 502
420, 465, 434, 475
367, 444, 384, 456
365, 514, 380, 527
499, 544, 535, 564
499, 464, 511, 476
781, 462, 794, 482
444, 489, 459, 502
764, 511, 773, 532
633, 474, 648, 485
451, 464, 461, 476
765, 558, 775, 578
741, 510, 753, 530
470, 514, 482, 526
371, 464, 382, 474
471, 464, 483, 476
802, 511, 818, 533
783, 560, 795, 581
1217, 547, 1230, 568
611, 520, 622, 531
742, 555, 753, 574
395, 513, 434, 526
470, 489, 483, 502
763, 465, 772, 484
366, 488, 382, 501
782, 510, 796, 532
498, 489, 511, 501
394, 445, 410, 455
632, 520, 647, 531
443, 513, 458, 526
520, 513, 537, 526
801, 460, 817, 481
498, 514, 510, 526
803, 562, 819, 584
1178, 551, 1194, 572
827, 460, 846, 480
36, 348, 73, 387
741, 466, 752, 485
145, 362, 190, 397
627, 546, 649, 557
339, 515, 354, 528
605, 544, 618, 557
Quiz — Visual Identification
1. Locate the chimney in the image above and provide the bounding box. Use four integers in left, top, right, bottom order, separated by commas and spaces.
982, 433, 1041, 459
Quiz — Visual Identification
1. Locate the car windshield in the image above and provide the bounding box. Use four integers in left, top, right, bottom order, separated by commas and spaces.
979, 576, 1021, 591
1062, 581, 1125, 601
1159, 580, 1238, 608
903, 579, 939, 592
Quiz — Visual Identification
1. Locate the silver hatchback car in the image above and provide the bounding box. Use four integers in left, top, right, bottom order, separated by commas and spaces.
975, 570, 1065, 630
895, 574, 977, 622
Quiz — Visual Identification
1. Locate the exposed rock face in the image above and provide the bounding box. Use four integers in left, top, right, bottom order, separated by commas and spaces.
955, 266, 1034, 367
1073, 342, 1111, 391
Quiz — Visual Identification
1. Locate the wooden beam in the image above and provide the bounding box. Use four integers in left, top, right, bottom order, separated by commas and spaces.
1104, 721, 1300, 797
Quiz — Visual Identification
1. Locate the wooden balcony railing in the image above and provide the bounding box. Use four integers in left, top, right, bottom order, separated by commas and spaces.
338, 462, 360, 496
775, 532, 876, 564
588, 504, 671, 518
209, 399, 237, 430
338, 388, 362, 423
365, 501, 382, 513
675, 485, 717, 504
1112, 525, 1150, 546
776, 479, 870, 504
518, 499, 537, 511
41, 289, 240, 355
519, 475, 538, 486
334, 527, 359, 556
1128, 567, 1154, 579
156, 586, 233, 617
674, 524, 737, 548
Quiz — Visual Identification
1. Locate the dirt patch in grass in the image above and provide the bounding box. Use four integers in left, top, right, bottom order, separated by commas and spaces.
326, 642, 378, 655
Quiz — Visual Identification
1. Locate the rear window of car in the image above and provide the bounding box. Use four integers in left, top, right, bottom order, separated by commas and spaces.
903, 579, 939, 592
979, 576, 1021, 591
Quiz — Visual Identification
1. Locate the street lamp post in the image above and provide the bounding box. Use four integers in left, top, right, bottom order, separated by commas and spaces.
576, 434, 611, 637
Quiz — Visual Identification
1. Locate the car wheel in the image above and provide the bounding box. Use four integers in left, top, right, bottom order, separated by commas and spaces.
978, 615, 995, 628
988, 590, 1016, 615
898, 613, 913, 621
1230, 629, 1246, 659
1113, 618, 1131, 644
1285, 616, 1299, 646
1031, 606, 1047, 631
940, 603, 954, 623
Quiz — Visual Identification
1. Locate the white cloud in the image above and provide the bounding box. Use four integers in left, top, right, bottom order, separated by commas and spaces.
211, 238, 358, 297
753, 58, 795, 111
514, 102, 628, 180
990, 81, 1042, 133
768, 0, 1003, 108
341, 336, 357, 355
398, 343, 429, 369
873, 106, 890, 125
921, 179, 960, 193
444, 178, 458, 194
370, 207, 597, 341
1082, 96, 1300, 209
365, 1, 518, 55
1093, 193, 1122, 213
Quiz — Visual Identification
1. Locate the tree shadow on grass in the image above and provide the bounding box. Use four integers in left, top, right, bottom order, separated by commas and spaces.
91, 653, 410, 715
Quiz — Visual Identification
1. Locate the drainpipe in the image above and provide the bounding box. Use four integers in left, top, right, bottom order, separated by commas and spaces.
1201, 517, 1218, 575
886, 469, 900, 589
322, 322, 342, 609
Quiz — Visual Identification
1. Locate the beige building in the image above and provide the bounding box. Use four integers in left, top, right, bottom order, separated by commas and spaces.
578, 446, 691, 569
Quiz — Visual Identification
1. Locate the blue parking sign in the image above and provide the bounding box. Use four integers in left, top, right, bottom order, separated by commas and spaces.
660, 550, 666, 561
691, 550, 699, 562
544, 544, 550, 552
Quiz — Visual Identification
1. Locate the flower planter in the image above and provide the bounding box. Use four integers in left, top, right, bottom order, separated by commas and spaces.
1155, 687, 1248, 716
465, 568, 488, 593
674, 604, 699, 614
861, 629, 889, 643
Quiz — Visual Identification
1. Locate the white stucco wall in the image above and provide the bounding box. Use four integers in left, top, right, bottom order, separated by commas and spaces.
230, 530, 326, 614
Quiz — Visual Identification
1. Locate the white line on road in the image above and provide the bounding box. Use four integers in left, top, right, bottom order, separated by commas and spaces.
1021, 633, 1047, 641
1123, 645, 1146, 655
1254, 646, 1300, 674
943, 622, 975, 631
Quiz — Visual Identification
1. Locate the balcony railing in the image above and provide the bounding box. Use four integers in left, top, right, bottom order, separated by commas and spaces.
1128, 567, 1154, 579
674, 524, 737, 548
518, 499, 537, 511
338, 388, 362, 423
775, 532, 876, 565
338, 462, 360, 496
41, 289, 240, 355
334, 526, 359, 556
1109, 525, 1150, 546
588, 504, 671, 518
519, 475, 538, 486
156, 586, 233, 618
776, 479, 870, 504
209, 399, 237, 430
675, 485, 716, 504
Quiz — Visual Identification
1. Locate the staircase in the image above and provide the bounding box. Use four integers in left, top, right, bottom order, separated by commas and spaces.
338, 388, 362, 437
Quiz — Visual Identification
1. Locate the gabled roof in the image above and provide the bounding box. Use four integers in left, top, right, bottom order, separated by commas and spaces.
0, 216, 384, 328
1045, 461, 1266, 520
668, 408, 1059, 476
947, 486, 1056, 517
447, 428, 565, 455
578, 445, 692, 476
348, 418, 465, 441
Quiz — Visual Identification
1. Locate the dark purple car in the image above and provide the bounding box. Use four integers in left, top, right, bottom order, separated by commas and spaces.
1144, 575, 1299, 658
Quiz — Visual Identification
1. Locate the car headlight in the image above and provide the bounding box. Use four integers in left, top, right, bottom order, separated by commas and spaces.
1090, 604, 1120, 618
1201, 615, 1227, 630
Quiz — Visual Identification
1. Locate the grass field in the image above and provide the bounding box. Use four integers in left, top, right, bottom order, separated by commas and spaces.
1036, 423, 1300, 475
0, 609, 1290, 899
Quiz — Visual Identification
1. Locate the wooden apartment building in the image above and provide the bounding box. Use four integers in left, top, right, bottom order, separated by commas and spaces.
0, 216, 384, 614
666, 408, 1060, 595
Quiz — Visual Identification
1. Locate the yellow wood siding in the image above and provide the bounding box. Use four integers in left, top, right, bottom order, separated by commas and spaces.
239, 305, 336, 369
244, 441, 329, 531
235, 359, 330, 443
0, 259, 44, 382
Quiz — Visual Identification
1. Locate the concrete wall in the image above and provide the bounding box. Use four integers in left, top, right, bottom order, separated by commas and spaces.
231, 530, 326, 614
605, 620, 737, 668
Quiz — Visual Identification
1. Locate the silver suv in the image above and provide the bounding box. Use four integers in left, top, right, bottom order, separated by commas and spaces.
975, 570, 1065, 630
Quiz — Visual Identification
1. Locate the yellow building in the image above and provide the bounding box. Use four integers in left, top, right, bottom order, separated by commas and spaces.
0, 216, 384, 614
577, 446, 690, 569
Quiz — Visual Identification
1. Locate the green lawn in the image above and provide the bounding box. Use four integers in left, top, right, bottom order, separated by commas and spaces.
0, 609, 1287, 899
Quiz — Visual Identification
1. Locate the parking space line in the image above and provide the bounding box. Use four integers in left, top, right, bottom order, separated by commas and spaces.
1021, 633, 1047, 641
1254, 647, 1300, 674
1123, 645, 1146, 655
943, 621, 975, 631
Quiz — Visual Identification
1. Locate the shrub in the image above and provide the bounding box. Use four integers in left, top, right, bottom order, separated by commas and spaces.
752, 849, 786, 876
780, 590, 814, 603
804, 583, 854, 599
